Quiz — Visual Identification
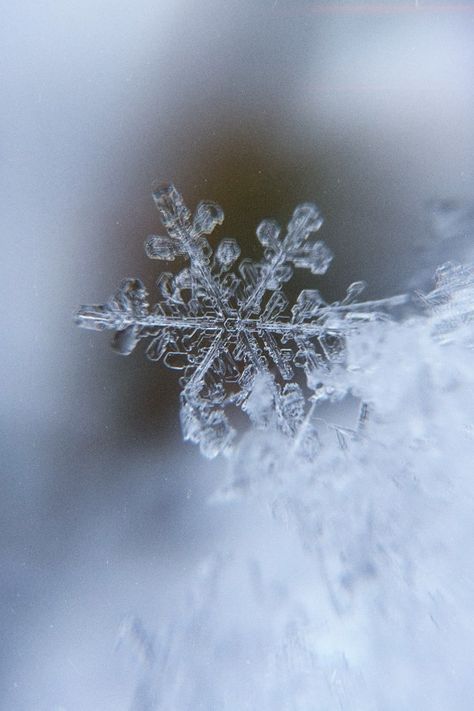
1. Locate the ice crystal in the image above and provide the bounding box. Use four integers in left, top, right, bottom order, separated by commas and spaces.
76, 184, 408, 457
75, 187, 474, 709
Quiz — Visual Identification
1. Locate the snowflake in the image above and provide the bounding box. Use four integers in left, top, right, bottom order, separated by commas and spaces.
76, 184, 407, 457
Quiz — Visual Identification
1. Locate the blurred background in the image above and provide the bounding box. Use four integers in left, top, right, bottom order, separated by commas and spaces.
2, 0, 474, 708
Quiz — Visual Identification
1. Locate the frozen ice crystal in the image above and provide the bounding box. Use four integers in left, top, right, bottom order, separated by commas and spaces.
75, 187, 474, 710
76, 185, 408, 457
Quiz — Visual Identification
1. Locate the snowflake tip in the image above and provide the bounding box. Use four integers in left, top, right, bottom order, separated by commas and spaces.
193, 200, 225, 235
152, 183, 191, 230
287, 203, 324, 236
145, 235, 185, 261
112, 324, 141, 356
256, 219, 281, 249
215, 238, 241, 268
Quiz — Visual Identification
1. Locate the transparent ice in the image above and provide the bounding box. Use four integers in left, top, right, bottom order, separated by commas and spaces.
77, 189, 474, 710
76, 184, 407, 457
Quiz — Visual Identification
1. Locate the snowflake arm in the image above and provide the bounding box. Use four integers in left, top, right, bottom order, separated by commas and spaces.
239, 204, 331, 317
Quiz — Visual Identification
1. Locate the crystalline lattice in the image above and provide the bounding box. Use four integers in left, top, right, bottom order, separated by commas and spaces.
76, 185, 407, 457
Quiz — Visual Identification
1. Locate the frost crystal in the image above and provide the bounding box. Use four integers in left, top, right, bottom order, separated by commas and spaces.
75, 188, 474, 710
76, 185, 408, 457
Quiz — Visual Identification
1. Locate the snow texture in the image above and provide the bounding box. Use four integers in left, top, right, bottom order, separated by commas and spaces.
76, 184, 407, 457
117, 261, 474, 711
